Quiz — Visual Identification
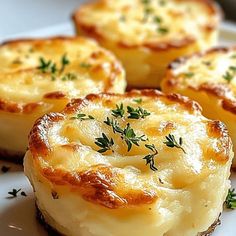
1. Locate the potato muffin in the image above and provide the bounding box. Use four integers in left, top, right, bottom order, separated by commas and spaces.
0, 37, 126, 162
24, 90, 233, 236
73, 0, 221, 88
161, 47, 236, 168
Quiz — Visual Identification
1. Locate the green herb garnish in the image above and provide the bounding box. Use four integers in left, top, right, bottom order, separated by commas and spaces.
229, 66, 236, 72
61, 73, 77, 81
95, 133, 114, 153
141, 0, 150, 4
183, 72, 194, 78
38, 57, 56, 73
127, 106, 151, 119
37, 54, 71, 81
104, 118, 147, 151
223, 66, 236, 83
8, 188, 21, 198
71, 113, 95, 121
104, 117, 123, 134
122, 123, 147, 151
143, 144, 158, 171
60, 54, 70, 73
158, 27, 169, 34
164, 134, 186, 154
133, 98, 142, 104
225, 189, 236, 210
112, 103, 125, 118
21, 191, 27, 197
153, 16, 162, 23
223, 71, 234, 83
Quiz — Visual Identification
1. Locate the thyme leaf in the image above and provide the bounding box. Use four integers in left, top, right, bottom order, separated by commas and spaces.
143, 144, 158, 171
95, 133, 114, 153
112, 103, 125, 118
225, 188, 236, 210
164, 134, 186, 154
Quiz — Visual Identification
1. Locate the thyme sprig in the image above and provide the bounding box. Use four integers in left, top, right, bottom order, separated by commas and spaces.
38, 57, 56, 74
133, 98, 142, 104
60, 54, 70, 73
7, 188, 26, 198
37, 54, 76, 81
71, 113, 95, 121
61, 72, 77, 81
164, 134, 186, 154
143, 144, 158, 171
183, 72, 194, 78
112, 103, 125, 118
127, 106, 151, 119
122, 123, 147, 151
225, 188, 236, 210
104, 118, 147, 151
104, 117, 123, 134
223, 66, 236, 83
95, 133, 114, 153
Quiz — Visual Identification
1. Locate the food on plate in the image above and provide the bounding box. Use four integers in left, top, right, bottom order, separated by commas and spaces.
73, 0, 222, 88
24, 90, 233, 236
0, 36, 126, 162
161, 47, 236, 168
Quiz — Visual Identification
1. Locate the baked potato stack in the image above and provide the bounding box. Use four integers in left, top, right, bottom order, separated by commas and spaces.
25, 90, 233, 236
73, 0, 221, 88
0, 37, 126, 162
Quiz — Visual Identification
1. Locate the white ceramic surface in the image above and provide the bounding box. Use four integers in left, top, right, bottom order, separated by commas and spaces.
0, 22, 236, 236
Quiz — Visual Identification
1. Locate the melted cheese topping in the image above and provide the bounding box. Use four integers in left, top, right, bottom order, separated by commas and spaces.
24, 91, 233, 236
76, 0, 220, 45
169, 49, 236, 96
161, 48, 236, 167
0, 37, 126, 105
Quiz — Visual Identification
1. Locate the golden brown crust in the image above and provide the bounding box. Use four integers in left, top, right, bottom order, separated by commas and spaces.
73, 0, 222, 51
28, 90, 204, 209
0, 98, 41, 113
206, 120, 231, 164
0, 36, 124, 114
164, 46, 236, 115
43, 91, 67, 99
40, 164, 157, 209
29, 113, 65, 158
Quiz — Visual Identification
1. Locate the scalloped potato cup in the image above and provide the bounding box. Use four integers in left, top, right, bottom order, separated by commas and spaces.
0, 37, 126, 162
73, 0, 222, 88
161, 47, 236, 168
24, 90, 233, 236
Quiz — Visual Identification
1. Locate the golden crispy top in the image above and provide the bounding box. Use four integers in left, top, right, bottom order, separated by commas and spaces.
28, 90, 232, 209
0, 37, 125, 113
73, 0, 221, 49
163, 47, 236, 115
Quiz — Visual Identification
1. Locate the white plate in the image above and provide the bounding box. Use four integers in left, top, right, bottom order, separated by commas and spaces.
0, 22, 236, 236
